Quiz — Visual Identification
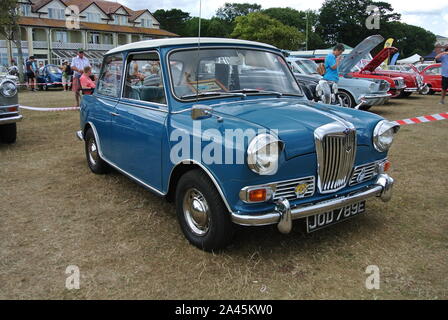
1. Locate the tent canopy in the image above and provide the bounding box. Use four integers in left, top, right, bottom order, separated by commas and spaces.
396, 53, 422, 64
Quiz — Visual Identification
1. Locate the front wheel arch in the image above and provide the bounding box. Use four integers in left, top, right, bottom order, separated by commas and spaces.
166, 162, 231, 212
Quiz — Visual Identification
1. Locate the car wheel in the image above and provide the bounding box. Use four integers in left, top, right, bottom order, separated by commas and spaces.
84, 128, 110, 174
175, 169, 235, 251
337, 91, 355, 108
0, 123, 17, 144
43, 84, 48, 91
420, 86, 430, 95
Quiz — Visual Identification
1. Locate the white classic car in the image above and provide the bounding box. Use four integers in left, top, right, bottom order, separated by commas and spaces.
287, 57, 391, 110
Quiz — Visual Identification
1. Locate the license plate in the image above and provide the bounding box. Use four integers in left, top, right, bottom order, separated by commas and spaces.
306, 201, 366, 233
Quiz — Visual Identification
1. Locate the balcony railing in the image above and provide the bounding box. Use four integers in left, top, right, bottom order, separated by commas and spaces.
52, 42, 84, 50
10, 41, 28, 48
87, 43, 115, 51
33, 41, 48, 49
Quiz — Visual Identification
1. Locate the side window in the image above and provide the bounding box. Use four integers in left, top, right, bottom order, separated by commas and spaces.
97, 54, 123, 97
123, 52, 166, 105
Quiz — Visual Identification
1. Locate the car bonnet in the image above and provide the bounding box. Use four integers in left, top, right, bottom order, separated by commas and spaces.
339, 35, 384, 76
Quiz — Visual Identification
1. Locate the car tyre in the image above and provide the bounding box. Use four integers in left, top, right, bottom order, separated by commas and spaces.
337, 90, 355, 108
84, 128, 110, 174
0, 123, 17, 144
176, 169, 235, 251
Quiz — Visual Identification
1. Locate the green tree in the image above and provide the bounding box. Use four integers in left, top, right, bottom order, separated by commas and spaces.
0, 0, 24, 81
231, 12, 304, 50
153, 9, 190, 36
216, 3, 262, 22
317, 0, 400, 46
263, 7, 325, 49
382, 22, 436, 57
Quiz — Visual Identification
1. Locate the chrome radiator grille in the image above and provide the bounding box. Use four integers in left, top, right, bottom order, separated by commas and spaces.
272, 176, 315, 201
315, 125, 356, 194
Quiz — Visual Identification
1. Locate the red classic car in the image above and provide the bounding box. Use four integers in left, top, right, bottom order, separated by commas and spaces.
361, 47, 427, 97
416, 63, 441, 94
339, 35, 407, 98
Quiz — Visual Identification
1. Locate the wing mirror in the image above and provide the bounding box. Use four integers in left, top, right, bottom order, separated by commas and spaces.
191, 104, 212, 120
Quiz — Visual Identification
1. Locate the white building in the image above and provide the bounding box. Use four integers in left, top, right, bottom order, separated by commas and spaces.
1, 0, 178, 67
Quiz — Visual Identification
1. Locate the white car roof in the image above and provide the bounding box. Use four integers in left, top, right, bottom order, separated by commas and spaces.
107, 37, 277, 55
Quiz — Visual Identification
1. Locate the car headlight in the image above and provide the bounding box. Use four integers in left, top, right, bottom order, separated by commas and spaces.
332, 82, 338, 94
368, 82, 376, 92
247, 133, 283, 175
373, 120, 400, 152
0, 80, 17, 97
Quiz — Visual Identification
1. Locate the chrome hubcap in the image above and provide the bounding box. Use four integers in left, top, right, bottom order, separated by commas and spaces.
338, 93, 351, 108
183, 188, 210, 236
88, 138, 99, 165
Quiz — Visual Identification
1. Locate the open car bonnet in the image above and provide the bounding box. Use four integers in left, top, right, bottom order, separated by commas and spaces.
361, 47, 398, 72
339, 35, 384, 76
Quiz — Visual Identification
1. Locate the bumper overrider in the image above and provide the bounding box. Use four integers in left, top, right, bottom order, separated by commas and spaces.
231, 174, 394, 234
0, 104, 22, 125
357, 93, 391, 107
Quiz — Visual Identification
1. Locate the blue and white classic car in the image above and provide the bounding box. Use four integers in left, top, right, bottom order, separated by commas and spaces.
77, 38, 399, 251
287, 57, 391, 110
0, 78, 21, 143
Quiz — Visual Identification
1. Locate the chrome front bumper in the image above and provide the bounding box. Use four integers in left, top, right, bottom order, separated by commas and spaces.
0, 114, 22, 125
231, 174, 394, 234
404, 87, 418, 92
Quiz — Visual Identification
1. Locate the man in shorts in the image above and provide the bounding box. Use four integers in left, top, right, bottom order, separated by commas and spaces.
71, 49, 91, 107
25, 56, 36, 91
435, 47, 448, 104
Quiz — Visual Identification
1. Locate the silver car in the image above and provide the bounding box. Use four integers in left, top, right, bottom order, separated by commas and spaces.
0, 78, 21, 143
287, 57, 391, 110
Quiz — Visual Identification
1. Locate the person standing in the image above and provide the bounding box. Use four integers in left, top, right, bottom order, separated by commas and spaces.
323, 43, 345, 83
25, 56, 36, 91
61, 60, 70, 91
71, 49, 90, 107
435, 47, 448, 104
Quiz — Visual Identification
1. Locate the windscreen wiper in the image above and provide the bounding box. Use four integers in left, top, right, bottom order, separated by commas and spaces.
229, 88, 284, 97
181, 91, 246, 99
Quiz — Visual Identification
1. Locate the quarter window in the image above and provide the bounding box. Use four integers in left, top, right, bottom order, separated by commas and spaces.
123, 52, 166, 105
97, 54, 123, 97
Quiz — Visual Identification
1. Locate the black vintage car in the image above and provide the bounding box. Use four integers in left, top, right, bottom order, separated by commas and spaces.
0, 79, 21, 143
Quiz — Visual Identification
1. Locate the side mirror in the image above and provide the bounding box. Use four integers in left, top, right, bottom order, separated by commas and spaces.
191, 104, 212, 120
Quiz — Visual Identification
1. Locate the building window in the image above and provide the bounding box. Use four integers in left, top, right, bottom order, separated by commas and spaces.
20, 4, 31, 16
86, 12, 101, 23
55, 31, 68, 43
89, 33, 100, 44
48, 8, 65, 20
121, 16, 127, 25
140, 19, 152, 28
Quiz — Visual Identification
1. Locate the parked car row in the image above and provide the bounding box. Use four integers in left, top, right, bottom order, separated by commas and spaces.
291, 35, 441, 107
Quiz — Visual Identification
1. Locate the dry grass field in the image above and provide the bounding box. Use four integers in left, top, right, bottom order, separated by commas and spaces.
0, 89, 447, 299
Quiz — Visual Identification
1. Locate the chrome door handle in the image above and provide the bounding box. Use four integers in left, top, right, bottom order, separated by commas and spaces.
110, 112, 120, 116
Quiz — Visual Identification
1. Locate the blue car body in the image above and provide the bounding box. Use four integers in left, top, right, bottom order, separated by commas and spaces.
37, 64, 62, 89
77, 38, 398, 249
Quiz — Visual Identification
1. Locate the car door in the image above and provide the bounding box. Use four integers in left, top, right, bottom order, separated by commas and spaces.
424, 66, 441, 90
109, 51, 168, 191
90, 54, 124, 158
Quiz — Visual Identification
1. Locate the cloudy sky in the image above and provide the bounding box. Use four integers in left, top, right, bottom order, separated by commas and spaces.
121, 0, 448, 37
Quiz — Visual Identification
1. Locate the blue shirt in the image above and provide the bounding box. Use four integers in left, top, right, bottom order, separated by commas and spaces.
323, 53, 339, 82
441, 54, 448, 77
